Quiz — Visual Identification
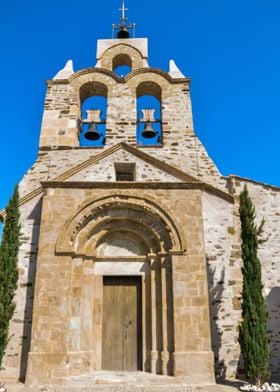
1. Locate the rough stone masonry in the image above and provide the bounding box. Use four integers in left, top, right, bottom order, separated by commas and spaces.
0, 33, 280, 388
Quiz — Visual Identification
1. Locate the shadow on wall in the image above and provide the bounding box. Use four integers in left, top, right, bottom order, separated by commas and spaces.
19, 199, 42, 381
236, 286, 280, 382
206, 260, 226, 380
267, 287, 280, 382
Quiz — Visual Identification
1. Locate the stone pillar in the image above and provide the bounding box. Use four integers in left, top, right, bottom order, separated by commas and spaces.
161, 257, 169, 375
92, 273, 103, 371
39, 81, 80, 149
143, 265, 152, 372
150, 258, 158, 374
171, 254, 215, 384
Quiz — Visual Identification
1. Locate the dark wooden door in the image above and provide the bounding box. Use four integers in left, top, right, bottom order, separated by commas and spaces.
102, 276, 142, 371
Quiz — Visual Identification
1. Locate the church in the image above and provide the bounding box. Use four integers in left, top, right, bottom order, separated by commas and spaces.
1, 2, 280, 387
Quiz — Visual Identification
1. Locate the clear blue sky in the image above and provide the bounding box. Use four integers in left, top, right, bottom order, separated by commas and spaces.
1, 0, 280, 212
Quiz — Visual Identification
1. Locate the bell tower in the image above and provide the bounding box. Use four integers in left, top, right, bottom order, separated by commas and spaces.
2, 1, 230, 387
4, 2, 280, 386
38, 4, 195, 153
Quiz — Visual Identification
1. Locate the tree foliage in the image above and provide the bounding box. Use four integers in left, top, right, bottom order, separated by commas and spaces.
0, 185, 20, 368
239, 186, 270, 386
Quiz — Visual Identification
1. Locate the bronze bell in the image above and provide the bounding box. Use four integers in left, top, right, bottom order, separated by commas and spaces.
141, 121, 157, 139
84, 122, 101, 141
117, 26, 130, 39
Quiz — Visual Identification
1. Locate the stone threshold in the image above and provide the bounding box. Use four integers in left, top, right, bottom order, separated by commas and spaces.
3, 374, 242, 392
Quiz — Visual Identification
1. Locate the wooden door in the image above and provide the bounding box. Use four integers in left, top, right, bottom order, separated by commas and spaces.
102, 276, 142, 371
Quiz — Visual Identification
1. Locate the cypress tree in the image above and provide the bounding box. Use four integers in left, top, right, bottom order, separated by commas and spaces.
238, 186, 270, 386
0, 185, 20, 368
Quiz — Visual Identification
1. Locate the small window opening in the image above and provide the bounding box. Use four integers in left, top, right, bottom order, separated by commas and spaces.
115, 163, 135, 181
113, 54, 132, 77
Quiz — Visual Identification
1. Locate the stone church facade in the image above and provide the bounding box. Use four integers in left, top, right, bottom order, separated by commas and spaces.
1, 32, 280, 386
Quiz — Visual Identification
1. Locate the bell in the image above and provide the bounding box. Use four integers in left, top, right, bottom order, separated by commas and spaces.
117, 26, 130, 39
141, 121, 157, 139
84, 122, 101, 141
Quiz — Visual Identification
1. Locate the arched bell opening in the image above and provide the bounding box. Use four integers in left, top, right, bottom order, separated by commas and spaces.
136, 82, 162, 146
79, 81, 108, 147
112, 53, 132, 77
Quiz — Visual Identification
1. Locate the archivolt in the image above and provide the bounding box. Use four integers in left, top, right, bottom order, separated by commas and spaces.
99, 44, 144, 71
55, 192, 186, 256
69, 69, 118, 91
126, 71, 171, 99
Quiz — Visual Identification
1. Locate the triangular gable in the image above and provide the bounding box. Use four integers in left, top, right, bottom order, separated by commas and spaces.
0, 143, 234, 219
65, 144, 197, 183
56, 142, 200, 183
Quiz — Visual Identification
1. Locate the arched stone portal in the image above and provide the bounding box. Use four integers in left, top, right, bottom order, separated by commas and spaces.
55, 193, 184, 376
25, 191, 214, 385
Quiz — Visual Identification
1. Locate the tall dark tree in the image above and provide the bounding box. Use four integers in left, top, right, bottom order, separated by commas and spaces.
0, 185, 20, 368
239, 186, 270, 386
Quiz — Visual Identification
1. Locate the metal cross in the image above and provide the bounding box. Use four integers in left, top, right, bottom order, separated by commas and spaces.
119, 0, 128, 22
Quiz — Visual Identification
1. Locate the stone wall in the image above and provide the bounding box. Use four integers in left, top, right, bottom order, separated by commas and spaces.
202, 178, 280, 380
67, 149, 180, 182
19, 136, 225, 201
230, 176, 280, 378
24, 186, 214, 385
202, 192, 242, 379
2, 195, 42, 380
1, 36, 280, 385
3, 166, 280, 383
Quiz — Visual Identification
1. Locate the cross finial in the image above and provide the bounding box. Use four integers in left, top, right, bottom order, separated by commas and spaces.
112, 0, 136, 39
119, 0, 128, 23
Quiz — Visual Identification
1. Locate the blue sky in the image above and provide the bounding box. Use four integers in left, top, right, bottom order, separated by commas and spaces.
1, 0, 280, 213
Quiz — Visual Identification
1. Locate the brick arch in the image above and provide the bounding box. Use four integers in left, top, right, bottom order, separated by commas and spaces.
79, 81, 108, 103
70, 70, 117, 91
55, 191, 187, 256
84, 219, 160, 257
69, 71, 118, 113
126, 71, 171, 99
136, 81, 162, 101
112, 53, 132, 70
100, 44, 145, 71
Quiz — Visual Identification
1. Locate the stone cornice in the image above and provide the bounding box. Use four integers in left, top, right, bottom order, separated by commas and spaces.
40, 181, 234, 203
46, 79, 70, 85
41, 181, 202, 189
227, 175, 280, 192
47, 67, 190, 86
